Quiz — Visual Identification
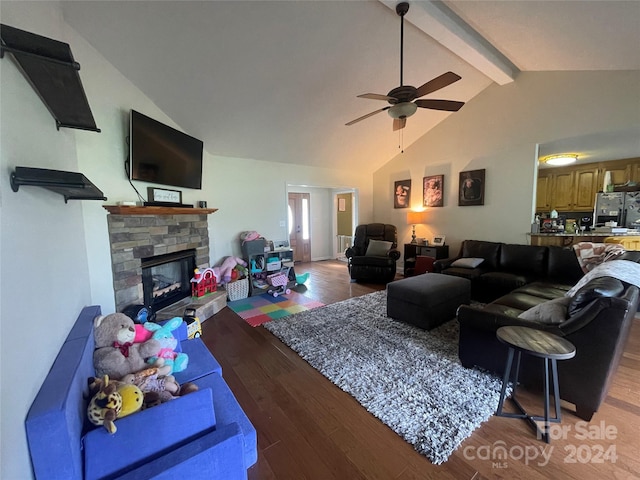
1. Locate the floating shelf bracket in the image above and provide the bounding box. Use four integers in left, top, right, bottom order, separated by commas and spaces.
10, 167, 107, 203
0, 23, 101, 132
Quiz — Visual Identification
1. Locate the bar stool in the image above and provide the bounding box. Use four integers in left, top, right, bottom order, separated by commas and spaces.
495, 326, 576, 443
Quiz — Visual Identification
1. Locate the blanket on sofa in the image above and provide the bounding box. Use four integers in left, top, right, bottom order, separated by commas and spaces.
572, 242, 626, 273
566, 260, 640, 296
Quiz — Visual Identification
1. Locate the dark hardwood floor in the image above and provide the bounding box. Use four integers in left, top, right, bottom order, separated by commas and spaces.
201, 260, 640, 479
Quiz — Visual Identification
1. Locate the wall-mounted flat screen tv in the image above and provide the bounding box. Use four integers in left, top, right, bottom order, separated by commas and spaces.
129, 110, 203, 190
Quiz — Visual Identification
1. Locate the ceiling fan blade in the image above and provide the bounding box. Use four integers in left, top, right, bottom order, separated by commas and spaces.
393, 117, 406, 131
415, 99, 465, 112
357, 93, 397, 102
345, 106, 391, 126
415, 71, 462, 99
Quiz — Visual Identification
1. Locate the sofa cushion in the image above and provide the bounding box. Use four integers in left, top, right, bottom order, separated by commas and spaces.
351, 255, 395, 267
365, 239, 392, 256
568, 276, 625, 316
451, 257, 484, 269
500, 243, 548, 276
440, 266, 487, 281
480, 271, 537, 292
461, 240, 501, 269
84, 389, 217, 479
513, 281, 572, 300
518, 296, 571, 324
547, 246, 584, 285
491, 291, 552, 311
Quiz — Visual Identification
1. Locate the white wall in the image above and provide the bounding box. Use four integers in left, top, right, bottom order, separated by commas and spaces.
373, 71, 640, 260
0, 2, 372, 478
1, 3, 93, 480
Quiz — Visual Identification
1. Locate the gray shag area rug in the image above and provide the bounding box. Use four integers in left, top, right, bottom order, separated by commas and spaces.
264, 290, 506, 465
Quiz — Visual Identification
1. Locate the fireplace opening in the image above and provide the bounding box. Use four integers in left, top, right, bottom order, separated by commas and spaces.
141, 249, 196, 312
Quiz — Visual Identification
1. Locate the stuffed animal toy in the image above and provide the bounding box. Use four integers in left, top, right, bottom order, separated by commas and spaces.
121, 364, 180, 396
213, 256, 248, 285
87, 375, 122, 434
143, 317, 189, 374
143, 380, 199, 409
93, 313, 161, 380
87, 375, 144, 434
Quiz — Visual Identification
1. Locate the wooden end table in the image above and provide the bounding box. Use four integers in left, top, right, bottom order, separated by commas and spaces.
495, 326, 576, 443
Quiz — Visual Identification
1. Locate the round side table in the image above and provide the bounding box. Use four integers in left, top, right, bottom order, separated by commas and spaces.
495, 325, 576, 443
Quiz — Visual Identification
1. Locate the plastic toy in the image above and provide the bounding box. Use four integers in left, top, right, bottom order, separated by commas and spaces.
295, 272, 310, 284
266, 271, 291, 297
190, 267, 217, 297
183, 308, 202, 339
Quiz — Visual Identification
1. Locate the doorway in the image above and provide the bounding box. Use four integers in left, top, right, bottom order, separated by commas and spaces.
288, 192, 311, 263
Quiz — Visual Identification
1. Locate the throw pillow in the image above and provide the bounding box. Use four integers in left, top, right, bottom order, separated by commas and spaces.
518, 297, 571, 325
568, 276, 624, 316
365, 239, 392, 257
451, 257, 484, 269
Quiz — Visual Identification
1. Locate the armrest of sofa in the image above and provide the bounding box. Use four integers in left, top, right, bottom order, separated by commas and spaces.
114, 423, 248, 480
456, 304, 559, 334
174, 337, 223, 384
433, 256, 460, 272
345, 246, 361, 258
388, 248, 401, 261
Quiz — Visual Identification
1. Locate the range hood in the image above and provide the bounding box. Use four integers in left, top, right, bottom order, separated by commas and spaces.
0, 23, 100, 132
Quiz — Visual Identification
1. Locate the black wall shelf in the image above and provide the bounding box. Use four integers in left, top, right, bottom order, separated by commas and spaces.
11, 167, 107, 203
0, 23, 100, 132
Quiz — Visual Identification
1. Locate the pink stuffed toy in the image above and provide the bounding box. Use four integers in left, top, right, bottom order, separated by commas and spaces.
213, 256, 248, 285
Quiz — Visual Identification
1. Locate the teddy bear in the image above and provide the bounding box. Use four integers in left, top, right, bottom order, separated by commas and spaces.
213, 256, 248, 285
93, 313, 161, 380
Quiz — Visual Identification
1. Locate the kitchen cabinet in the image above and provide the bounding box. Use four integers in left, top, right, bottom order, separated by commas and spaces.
551, 171, 576, 210
537, 166, 600, 212
536, 175, 551, 211
538, 158, 640, 214
573, 168, 599, 210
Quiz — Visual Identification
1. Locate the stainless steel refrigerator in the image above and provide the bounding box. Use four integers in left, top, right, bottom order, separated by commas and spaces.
623, 191, 640, 228
593, 192, 624, 226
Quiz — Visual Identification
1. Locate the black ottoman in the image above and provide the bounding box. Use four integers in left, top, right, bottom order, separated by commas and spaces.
387, 273, 471, 330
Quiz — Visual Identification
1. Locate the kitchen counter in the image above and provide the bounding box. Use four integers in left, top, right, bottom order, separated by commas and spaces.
529, 233, 640, 247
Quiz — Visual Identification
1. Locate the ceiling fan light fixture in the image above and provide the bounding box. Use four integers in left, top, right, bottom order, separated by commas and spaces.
388, 102, 417, 119
542, 154, 578, 166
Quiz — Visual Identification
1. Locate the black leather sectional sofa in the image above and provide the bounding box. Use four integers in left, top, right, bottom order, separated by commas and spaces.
434, 239, 640, 421
433, 240, 585, 303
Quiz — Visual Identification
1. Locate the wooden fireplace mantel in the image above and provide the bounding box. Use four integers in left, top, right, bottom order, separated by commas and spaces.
103, 205, 218, 215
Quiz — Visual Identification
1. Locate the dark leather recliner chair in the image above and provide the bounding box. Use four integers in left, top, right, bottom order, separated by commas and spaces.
345, 223, 400, 283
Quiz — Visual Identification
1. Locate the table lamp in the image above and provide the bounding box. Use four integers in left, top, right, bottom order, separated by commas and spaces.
406, 210, 428, 244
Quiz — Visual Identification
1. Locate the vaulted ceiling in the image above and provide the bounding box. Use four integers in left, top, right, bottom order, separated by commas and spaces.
60, 0, 640, 173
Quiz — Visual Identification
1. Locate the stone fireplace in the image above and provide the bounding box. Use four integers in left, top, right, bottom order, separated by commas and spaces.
105, 207, 212, 313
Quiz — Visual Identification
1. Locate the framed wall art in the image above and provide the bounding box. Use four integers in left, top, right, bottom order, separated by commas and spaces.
423, 174, 444, 207
394, 179, 411, 209
458, 169, 485, 206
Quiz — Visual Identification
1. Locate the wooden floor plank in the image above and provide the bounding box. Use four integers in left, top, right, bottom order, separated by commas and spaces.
201, 260, 640, 479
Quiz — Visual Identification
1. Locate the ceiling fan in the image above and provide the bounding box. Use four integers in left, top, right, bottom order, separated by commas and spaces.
346, 2, 465, 131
